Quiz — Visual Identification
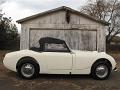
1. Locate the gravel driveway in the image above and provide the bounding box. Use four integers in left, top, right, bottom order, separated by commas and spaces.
0, 62, 120, 90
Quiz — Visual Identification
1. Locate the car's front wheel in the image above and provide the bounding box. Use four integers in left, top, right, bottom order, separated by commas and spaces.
91, 61, 111, 80
17, 60, 39, 79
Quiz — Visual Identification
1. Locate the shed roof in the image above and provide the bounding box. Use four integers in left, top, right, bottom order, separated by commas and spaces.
17, 6, 109, 26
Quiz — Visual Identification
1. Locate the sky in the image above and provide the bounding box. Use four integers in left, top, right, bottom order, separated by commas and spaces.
0, 0, 87, 32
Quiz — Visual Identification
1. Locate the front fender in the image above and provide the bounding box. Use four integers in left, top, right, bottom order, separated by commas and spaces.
93, 52, 116, 70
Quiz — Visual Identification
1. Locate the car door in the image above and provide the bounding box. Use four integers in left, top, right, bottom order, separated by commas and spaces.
42, 43, 73, 70
43, 52, 73, 70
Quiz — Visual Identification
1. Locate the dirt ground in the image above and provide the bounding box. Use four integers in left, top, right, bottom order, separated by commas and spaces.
0, 50, 120, 90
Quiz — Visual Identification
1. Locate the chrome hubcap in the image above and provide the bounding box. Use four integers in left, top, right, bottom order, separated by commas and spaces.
96, 65, 108, 78
21, 63, 35, 78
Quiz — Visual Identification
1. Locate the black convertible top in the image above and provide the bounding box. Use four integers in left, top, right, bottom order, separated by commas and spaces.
30, 37, 70, 52
39, 37, 65, 44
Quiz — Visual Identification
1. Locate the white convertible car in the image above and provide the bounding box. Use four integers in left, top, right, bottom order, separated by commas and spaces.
3, 37, 117, 80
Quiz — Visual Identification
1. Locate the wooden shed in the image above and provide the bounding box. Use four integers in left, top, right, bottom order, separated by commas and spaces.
17, 6, 109, 52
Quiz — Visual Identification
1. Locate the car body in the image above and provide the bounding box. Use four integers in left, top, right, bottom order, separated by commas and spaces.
3, 37, 117, 80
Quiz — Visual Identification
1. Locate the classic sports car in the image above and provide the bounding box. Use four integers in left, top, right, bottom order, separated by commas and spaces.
3, 37, 117, 80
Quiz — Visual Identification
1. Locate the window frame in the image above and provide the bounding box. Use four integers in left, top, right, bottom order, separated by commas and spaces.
43, 42, 71, 53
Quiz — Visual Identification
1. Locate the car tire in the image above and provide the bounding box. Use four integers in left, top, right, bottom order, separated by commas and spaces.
17, 59, 39, 79
91, 61, 111, 80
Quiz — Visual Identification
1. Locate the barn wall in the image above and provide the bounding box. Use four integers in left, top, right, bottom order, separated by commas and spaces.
29, 29, 97, 51
97, 26, 107, 52
20, 10, 106, 52
22, 11, 102, 29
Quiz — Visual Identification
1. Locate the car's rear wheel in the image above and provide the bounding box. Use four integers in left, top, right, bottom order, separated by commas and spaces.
91, 61, 111, 80
17, 60, 39, 79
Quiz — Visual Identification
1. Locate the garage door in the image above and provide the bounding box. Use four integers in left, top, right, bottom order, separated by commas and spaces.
29, 29, 97, 51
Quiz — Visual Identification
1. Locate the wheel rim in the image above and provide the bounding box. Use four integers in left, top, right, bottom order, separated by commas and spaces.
95, 64, 108, 78
21, 63, 35, 78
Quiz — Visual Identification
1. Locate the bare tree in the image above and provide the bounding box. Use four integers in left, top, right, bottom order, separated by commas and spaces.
81, 0, 120, 44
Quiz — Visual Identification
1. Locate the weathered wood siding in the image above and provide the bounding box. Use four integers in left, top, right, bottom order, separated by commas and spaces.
20, 10, 106, 52
29, 29, 97, 51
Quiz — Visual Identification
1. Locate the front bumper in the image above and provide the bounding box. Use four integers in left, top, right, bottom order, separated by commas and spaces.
113, 67, 118, 72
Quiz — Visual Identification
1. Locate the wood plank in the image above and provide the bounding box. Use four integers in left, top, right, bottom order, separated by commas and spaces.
30, 28, 97, 31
